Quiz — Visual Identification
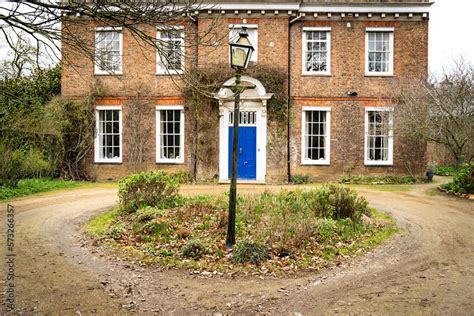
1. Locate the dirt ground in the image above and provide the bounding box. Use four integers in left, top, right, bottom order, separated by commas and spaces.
0, 180, 473, 314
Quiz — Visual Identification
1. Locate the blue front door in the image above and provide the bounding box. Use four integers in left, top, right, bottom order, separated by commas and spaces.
228, 126, 257, 180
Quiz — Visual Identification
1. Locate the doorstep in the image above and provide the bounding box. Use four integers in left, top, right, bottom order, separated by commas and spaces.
218, 180, 266, 185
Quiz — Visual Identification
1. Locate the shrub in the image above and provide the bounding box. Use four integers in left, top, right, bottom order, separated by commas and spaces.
181, 239, 207, 259
305, 184, 368, 221
231, 241, 270, 265
291, 174, 312, 184
0, 66, 61, 182
240, 185, 368, 251
441, 163, 474, 194
118, 171, 182, 213
172, 171, 190, 184
0, 144, 52, 187
434, 165, 456, 176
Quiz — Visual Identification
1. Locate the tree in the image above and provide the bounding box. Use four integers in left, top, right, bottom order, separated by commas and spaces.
0, 1, 222, 76
0, 31, 44, 79
0, 64, 62, 186
395, 60, 474, 167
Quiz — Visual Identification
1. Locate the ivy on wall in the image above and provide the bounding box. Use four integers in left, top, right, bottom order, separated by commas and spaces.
124, 87, 154, 173
182, 63, 288, 180
47, 83, 101, 180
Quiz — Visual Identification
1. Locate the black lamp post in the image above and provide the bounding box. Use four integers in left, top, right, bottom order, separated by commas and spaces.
226, 27, 254, 249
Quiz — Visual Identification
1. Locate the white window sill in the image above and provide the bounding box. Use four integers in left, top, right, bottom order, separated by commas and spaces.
156, 70, 184, 75
94, 159, 123, 164
365, 72, 393, 77
302, 72, 332, 77
156, 159, 184, 164
301, 160, 330, 166
94, 71, 123, 76
364, 161, 393, 166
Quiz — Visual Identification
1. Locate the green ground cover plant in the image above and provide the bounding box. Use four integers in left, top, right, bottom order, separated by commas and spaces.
340, 174, 420, 185
87, 171, 396, 275
291, 174, 313, 184
434, 165, 457, 176
440, 163, 474, 196
0, 178, 79, 200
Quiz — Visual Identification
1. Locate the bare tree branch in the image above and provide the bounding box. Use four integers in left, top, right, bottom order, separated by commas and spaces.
1, 0, 226, 89
394, 58, 474, 166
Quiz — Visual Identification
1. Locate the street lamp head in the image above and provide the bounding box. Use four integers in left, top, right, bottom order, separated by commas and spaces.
230, 27, 254, 70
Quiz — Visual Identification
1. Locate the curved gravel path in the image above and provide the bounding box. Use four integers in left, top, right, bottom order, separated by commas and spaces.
0, 182, 472, 314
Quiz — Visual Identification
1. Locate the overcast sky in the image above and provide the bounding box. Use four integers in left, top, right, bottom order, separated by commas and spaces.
429, 0, 474, 75
1, 0, 473, 76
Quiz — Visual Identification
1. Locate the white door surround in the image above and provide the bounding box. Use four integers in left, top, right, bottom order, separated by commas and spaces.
215, 76, 273, 182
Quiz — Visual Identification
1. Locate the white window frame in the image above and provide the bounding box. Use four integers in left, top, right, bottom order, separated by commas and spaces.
94, 27, 123, 75
301, 106, 331, 165
156, 105, 185, 164
229, 24, 258, 63
94, 105, 123, 163
302, 27, 331, 76
156, 26, 185, 75
364, 106, 394, 166
365, 27, 394, 77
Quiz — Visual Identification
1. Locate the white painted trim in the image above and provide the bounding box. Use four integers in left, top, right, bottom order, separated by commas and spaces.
96, 105, 122, 110
218, 75, 268, 98
299, 5, 432, 14
301, 107, 331, 166
156, 105, 185, 164
202, 3, 431, 13
210, 3, 300, 11
365, 106, 394, 112
219, 107, 228, 182
95, 26, 122, 31
302, 29, 331, 76
156, 27, 185, 75
364, 107, 394, 166
365, 28, 394, 77
156, 25, 185, 31
302, 27, 332, 32
219, 101, 267, 182
302, 106, 332, 112
94, 106, 123, 164
366, 27, 395, 32
94, 29, 123, 75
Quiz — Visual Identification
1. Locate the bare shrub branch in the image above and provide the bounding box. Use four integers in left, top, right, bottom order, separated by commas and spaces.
124, 86, 154, 173
394, 58, 474, 166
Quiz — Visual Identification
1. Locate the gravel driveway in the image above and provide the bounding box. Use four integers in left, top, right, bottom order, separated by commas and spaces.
0, 182, 472, 314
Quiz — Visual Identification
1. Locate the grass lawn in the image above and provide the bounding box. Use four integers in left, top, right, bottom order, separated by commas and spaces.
0, 178, 117, 201
349, 184, 414, 193
85, 185, 397, 275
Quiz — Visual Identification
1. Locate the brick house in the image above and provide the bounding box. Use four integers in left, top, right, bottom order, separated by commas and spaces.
61, 0, 432, 182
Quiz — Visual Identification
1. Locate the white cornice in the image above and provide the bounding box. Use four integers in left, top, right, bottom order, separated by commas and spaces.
199, 2, 432, 14
299, 5, 432, 14
208, 3, 300, 11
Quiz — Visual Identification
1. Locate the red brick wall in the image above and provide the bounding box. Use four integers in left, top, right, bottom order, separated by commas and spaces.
61, 14, 429, 182
290, 98, 426, 181
290, 20, 429, 98
62, 19, 196, 99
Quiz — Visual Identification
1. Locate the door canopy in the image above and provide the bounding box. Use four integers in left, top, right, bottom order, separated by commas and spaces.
216, 75, 273, 103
